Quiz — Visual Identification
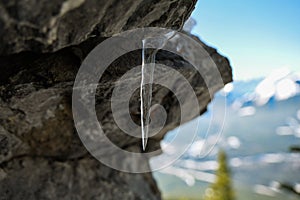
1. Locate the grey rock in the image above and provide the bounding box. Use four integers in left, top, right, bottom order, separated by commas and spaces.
0, 1, 233, 199
0, 34, 232, 199
0, 0, 196, 55
0, 157, 159, 200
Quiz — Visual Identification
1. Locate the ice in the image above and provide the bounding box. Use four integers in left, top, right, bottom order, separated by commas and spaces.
140, 31, 175, 150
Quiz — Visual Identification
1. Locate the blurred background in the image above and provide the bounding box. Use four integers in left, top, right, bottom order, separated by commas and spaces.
151, 0, 300, 199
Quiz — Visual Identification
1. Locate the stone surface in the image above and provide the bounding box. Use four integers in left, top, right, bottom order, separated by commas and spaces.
0, 0, 233, 199
0, 35, 232, 199
0, 0, 196, 55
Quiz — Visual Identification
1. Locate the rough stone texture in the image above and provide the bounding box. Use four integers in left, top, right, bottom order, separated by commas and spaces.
0, 0, 233, 199
0, 35, 232, 199
0, 0, 196, 55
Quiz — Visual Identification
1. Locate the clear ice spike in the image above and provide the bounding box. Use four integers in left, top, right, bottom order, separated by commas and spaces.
140, 39, 155, 151
140, 31, 176, 151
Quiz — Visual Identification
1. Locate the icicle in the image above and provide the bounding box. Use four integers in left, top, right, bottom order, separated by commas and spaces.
140, 31, 176, 151
140, 39, 155, 151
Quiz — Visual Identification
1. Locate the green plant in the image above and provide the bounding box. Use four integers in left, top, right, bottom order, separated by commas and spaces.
204, 150, 235, 200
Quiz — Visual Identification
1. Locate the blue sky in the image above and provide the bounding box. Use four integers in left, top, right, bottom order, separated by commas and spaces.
191, 0, 300, 80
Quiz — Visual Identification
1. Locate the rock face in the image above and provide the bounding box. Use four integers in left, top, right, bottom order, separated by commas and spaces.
0, 1, 232, 200
0, 0, 196, 55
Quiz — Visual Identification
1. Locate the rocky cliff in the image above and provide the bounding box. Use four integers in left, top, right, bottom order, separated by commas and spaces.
0, 0, 232, 199
0, 0, 196, 55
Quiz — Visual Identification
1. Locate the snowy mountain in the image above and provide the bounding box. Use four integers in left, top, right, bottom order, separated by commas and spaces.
221, 68, 300, 108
